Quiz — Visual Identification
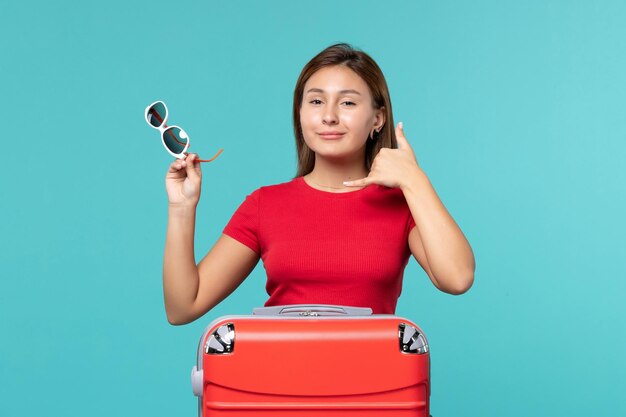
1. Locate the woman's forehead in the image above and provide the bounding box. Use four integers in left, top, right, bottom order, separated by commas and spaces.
304, 66, 370, 95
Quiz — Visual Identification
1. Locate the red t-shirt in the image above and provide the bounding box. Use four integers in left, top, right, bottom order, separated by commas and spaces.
223, 176, 416, 314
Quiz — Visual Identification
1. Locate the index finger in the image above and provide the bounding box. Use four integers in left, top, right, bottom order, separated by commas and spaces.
168, 158, 184, 173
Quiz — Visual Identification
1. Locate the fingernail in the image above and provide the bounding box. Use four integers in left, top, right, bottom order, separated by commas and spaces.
399, 122, 403, 129
343, 181, 352, 185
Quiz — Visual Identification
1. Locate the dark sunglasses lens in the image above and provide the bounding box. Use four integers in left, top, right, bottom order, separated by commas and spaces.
163, 127, 188, 155
147, 102, 167, 127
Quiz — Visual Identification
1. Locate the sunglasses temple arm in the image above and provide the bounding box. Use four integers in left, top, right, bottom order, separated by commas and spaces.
196, 148, 224, 163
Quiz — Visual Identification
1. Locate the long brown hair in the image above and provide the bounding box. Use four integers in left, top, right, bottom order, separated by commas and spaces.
292, 43, 396, 178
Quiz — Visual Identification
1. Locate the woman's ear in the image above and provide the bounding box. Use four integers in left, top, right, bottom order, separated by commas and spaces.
374, 106, 386, 130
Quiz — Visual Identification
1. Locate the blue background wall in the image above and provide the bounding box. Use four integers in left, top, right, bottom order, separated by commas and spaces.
1, 1, 624, 415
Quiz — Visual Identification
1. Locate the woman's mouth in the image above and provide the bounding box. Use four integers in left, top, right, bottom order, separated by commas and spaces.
318, 132, 345, 139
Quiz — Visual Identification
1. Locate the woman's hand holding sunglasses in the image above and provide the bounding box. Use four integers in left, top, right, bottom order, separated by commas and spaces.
165, 153, 203, 208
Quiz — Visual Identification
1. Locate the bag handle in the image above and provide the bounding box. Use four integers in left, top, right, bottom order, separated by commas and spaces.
252, 304, 373, 317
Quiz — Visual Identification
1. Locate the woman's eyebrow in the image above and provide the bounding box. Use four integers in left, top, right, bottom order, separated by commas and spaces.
305, 88, 361, 95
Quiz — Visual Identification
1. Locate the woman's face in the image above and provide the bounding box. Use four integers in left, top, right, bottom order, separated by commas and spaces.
300, 65, 384, 162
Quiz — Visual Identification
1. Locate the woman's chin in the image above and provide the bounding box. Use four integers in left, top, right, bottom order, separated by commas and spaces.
314, 151, 363, 164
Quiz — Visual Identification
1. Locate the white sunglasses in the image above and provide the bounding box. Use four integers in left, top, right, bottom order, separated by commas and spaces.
145, 100, 223, 162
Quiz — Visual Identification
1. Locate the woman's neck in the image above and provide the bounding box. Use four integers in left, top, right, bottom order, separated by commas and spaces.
304, 156, 368, 191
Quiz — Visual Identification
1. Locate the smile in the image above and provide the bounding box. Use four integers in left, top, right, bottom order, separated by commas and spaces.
318, 132, 345, 139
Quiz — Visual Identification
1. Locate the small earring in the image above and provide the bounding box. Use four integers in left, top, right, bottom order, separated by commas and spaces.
370, 128, 381, 140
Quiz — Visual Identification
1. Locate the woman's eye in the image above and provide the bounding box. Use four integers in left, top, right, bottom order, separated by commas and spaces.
309, 99, 322, 105
342, 101, 356, 106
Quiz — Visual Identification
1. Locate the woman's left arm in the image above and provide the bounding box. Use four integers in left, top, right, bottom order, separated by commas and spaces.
402, 167, 475, 294
344, 122, 475, 294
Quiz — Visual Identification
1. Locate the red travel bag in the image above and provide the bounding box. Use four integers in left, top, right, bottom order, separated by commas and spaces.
191, 304, 430, 416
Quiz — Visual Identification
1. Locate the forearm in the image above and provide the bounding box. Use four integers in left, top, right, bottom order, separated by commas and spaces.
402, 168, 475, 293
163, 205, 200, 323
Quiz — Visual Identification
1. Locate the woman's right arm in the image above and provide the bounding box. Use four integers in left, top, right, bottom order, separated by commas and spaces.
163, 154, 260, 325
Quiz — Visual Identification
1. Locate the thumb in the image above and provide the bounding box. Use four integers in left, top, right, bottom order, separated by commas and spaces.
395, 122, 412, 151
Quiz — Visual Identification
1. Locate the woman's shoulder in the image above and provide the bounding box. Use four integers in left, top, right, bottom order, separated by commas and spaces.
365, 184, 411, 211
257, 178, 298, 193
246, 177, 300, 199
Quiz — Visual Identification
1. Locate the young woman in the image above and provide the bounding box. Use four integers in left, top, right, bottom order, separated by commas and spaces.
163, 44, 475, 325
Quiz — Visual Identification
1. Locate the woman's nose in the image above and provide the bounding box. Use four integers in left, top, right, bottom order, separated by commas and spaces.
322, 106, 339, 124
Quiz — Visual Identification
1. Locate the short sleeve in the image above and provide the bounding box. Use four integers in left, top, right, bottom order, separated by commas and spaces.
406, 210, 416, 234
223, 189, 261, 255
